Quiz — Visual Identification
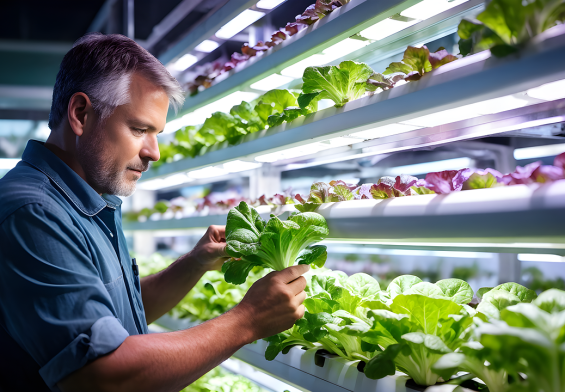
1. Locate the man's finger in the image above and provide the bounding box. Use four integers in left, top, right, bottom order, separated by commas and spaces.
275, 264, 310, 284
287, 275, 307, 295
210, 225, 226, 239
293, 290, 307, 305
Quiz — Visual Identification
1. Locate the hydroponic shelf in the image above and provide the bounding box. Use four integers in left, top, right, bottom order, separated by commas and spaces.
169, 0, 427, 117
143, 26, 565, 182
233, 340, 421, 392
124, 181, 565, 255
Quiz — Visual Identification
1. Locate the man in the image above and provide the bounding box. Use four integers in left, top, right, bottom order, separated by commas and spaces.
0, 33, 308, 392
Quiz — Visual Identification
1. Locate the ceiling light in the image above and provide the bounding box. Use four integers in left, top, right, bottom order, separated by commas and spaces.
326, 136, 364, 146
280, 55, 328, 78
255, 142, 334, 162
517, 253, 565, 262
215, 9, 265, 39
387, 157, 474, 176
223, 160, 263, 172
256, 0, 286, 9
321, 38, 372, 62
401, 0, 471, 20
194, 40, 220, 53
0, 158, 20, 170
350, 123, 422, 140
513, 143, 565, 160
463, 95, 531, 114
401, 107, 481, 127
360, 18, 420, 41
188, 166, 228, 179
250, 74, 294, 91
527, 79, 565, 101
137, 173, 194, 190
171, 54, 198, 72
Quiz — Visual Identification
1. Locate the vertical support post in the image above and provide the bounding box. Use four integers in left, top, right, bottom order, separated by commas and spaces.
131, 189, 156, 257
498, 253, 521, 284
124, 0, 135, 39
249, 163, 281, 200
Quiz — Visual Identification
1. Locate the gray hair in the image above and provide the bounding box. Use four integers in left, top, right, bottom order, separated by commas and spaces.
48, 33, 185, 129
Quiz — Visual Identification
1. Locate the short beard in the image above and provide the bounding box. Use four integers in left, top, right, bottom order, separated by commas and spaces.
76, 122, 143, 197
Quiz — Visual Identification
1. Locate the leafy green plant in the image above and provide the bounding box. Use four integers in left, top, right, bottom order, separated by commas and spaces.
222, 201, 329, 284
382, 46, 458, 82
181, 365, 267, 392
457, 0, 565, 57
474, 289, 565, 392
300, 60, 373, 107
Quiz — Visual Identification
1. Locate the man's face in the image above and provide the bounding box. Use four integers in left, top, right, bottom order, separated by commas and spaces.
77, 73, 169, 196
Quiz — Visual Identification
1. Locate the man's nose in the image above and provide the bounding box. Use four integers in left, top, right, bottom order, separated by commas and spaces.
140, 134, 160, 162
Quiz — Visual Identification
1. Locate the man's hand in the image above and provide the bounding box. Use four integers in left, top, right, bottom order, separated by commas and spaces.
234, 265, 309, 341
187, 225, 230, 272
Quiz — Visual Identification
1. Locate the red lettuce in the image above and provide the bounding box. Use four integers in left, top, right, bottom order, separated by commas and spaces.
423, 169, 473, 194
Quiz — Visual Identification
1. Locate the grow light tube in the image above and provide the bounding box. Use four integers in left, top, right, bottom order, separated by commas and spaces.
215, 9, 265, 39
359, 17, 420, 41
401, 0, 471, 21
323, 239, 565, 251
527, 79, 565, 101
170, 54, 198, 72
137, 173, 194, 190
513, 143, 565, 160
194, 40, 220, 53
517, 254, 565, 262
255, 0, 286, 9
250, 74, 294, 91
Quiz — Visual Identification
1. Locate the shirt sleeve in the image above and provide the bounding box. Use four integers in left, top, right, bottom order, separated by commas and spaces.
0, 203, 129, 391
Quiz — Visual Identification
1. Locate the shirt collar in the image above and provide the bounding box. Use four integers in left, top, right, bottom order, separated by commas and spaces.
22, 140, 122, 216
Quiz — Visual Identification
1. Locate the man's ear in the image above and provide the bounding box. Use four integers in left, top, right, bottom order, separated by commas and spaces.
67, 92, 94, 137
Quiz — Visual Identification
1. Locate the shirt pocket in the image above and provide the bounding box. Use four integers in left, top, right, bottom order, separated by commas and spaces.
104, 274, 124, 293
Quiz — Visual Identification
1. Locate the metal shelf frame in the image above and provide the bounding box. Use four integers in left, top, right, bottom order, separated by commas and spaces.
125, 182, 565, 255
142, 26, 565, 182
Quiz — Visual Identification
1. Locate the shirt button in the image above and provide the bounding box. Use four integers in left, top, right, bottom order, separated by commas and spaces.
110, 232, 114, 237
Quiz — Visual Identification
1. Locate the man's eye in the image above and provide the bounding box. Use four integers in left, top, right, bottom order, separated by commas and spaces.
132, 128, 146, 134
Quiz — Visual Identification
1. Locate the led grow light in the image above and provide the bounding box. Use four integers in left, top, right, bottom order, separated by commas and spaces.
359, 18, 420, 41
463, 95, 531, 115
256, 0, 286, 9
321, 38, 372, 61
194, 40, 220, 53
387, 157, 474, 176
188, 166, 229, 179
170, 54, 198, 71
255, 142, 335, 162
350, 123, 422, 140
163, 91, 260, 133
250, 74, 294, 91
401, 0, 471, 20
527, 79, 565, 101
513, 143, 565, 160
518, 253, 565, 262
0, 158, 20, 170
223, 160, 263, 172
215, 9, 265, 39
137, 173, 194, 190
401, 107, 481, 127
280, 55, 328, 78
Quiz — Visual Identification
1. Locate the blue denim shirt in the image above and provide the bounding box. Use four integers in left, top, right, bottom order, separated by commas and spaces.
0, 140, 148, 391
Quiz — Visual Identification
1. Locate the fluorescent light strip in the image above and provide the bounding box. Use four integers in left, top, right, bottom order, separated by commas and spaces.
215, 9, 265, 39
280, 54, 328, 78
323, 244, 492, 258
518, 253, 565, 262
194, 40, 220, 53
513, 143, 565, 160
137, 173, 194, 190
255, 0, 286, 9
321, 38, 372, 61
250, 74, 294, 91
360, 18, 420, 41
0, 158, 20, 170
350, 123, 422, 140
387, 157, 474, 176
401, 0, 471, 20
323, 239, 565, 250
171, 54, 198, 71
527, 79, 565, 101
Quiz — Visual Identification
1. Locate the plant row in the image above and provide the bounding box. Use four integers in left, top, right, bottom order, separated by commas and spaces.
219, 201, 565, 392
184, 0, 350, 96
130, 152, 565, 220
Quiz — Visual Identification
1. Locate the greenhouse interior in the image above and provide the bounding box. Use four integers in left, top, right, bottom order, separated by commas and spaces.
0, 0, 565, 391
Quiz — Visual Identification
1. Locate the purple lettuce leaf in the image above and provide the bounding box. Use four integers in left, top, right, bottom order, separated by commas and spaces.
428, 47, 458, 69
369, 182, 396, 199
395, 174, 419, 194
531, 165, 565, 183
501, 162, 542, 185
423, 169, 473, 194
353, 183, 373, 200
554, 152, 565, 171
329, 180, 356, 201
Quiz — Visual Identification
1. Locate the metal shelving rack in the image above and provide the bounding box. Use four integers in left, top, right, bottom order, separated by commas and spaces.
127, 1, 565, 390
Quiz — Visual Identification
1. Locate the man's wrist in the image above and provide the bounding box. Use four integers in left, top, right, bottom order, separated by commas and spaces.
226, 303, 259, 344
178, 251, 209, 274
